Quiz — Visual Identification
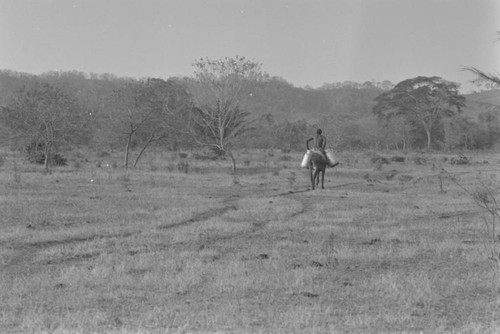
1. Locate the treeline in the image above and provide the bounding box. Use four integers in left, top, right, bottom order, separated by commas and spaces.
0, 68, 499, 166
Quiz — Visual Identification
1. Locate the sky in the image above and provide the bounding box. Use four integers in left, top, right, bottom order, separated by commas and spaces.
0, 0, 499, 92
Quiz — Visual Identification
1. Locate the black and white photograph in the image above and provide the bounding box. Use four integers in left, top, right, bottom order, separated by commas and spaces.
1, 0, 500, 333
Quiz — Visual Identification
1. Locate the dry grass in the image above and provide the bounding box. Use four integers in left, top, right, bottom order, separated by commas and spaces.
1, 150, 500, 333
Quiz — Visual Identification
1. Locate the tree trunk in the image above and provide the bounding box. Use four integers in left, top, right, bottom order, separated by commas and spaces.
227, 149, 236, 174
426, 129, 432, 151
124, 132, 133, 170
421, 121, 432, 151
133, 134, 154, 168
44, 142, 51, 172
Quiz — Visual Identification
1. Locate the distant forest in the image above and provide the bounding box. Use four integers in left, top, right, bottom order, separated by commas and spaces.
1, 69, 499, 162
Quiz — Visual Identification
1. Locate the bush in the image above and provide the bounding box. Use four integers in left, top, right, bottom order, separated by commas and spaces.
26, 142, 45, 164
279, 155, 293, 161
177, 161, 189, 173
370, 156, 390, 165
25, 142, 66, 166
450, 154, 470, 165
97, 151, 110, 158
193, 153, 218, 161
0, 155, 5, 168
413, 156, 427, 165
51, 153, 67, 166
210, 147, 225, 156
391, 156, 405, 162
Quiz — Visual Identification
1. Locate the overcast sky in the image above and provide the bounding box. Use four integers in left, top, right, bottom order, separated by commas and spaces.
1, 0, 499, 92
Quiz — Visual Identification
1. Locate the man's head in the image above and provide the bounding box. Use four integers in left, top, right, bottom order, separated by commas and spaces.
316, 129, 322, 135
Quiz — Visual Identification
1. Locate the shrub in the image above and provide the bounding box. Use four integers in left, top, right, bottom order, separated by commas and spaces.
390, 156, 405, 162
279, 155, 292, 161
24, 142, 66, 166
51, 153, 67, 166
97, 151, 110, 158
178, 152, 188, 159
370, 156, 390, 165
177, 161, 189, 173
193, 153, 218, 161
0, 155, 5, 168
450, 154, 470, 165
413, 156, 427, 165
25, 142, 44, 164
27, 151, 45, 164
210, 147, 225, 156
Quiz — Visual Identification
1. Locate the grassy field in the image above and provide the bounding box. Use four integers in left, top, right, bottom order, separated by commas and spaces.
1, 149, 500, 333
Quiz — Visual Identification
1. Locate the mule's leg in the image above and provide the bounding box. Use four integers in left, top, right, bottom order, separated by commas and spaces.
313, 169, 321, 190
320, 169, 325, 189
310, 163, 315, 190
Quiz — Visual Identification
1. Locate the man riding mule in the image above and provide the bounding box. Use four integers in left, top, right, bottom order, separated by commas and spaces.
305, 129, 339, 190
306, 129, 327, 161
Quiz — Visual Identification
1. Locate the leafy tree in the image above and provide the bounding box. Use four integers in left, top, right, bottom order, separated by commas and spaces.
382, 115, 416, 150
443, 115, 478, 150
1, 83, 85, 171
373, 76, 466, 150
187, 56, 268, 173
478, 110, 500, 149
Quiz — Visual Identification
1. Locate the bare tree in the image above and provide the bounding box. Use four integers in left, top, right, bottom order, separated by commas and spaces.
104, 78, 189, 169
132, 78, 190, 167
187, 56, 268, 173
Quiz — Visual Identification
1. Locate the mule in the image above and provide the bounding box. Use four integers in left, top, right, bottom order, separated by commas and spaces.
310, 153, 328, 190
